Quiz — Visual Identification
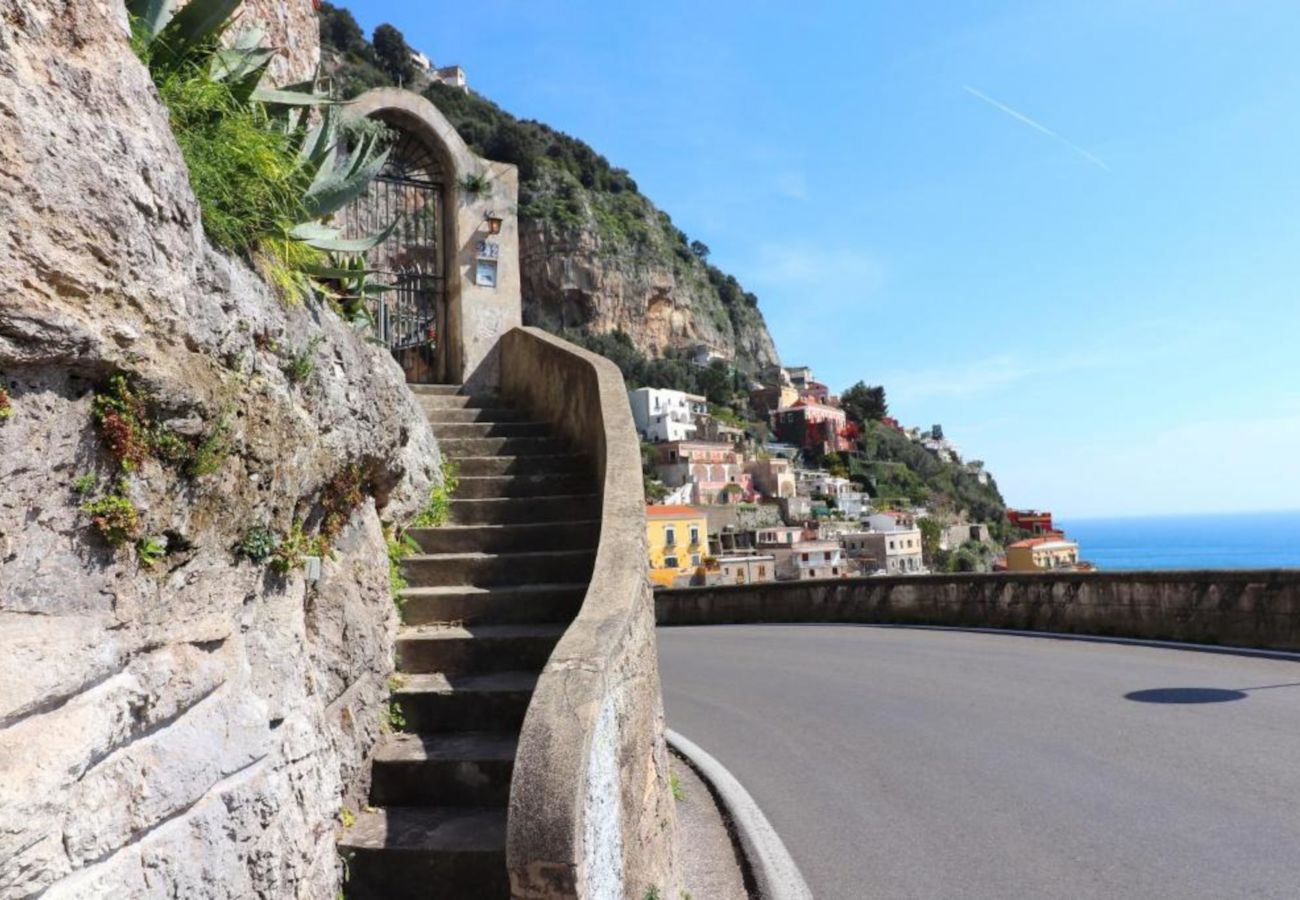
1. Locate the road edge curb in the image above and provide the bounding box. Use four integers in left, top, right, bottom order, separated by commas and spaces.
667, 729, 814, 900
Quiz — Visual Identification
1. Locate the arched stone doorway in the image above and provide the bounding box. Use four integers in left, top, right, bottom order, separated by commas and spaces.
341, 89, 522, 390
340, 123, 450, 382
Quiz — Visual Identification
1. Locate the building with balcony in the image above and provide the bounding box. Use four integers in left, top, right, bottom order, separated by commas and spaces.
646, 505, 709, 588
840, 528, 926, 575
628, 387, 707, 443
706, 554, 776, 586
654, 440, 754, 504
1006, 536, 1081, 572
775, 541, 847, 580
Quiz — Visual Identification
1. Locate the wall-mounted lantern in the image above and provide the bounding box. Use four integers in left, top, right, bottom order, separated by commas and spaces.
484, 211, 504, 235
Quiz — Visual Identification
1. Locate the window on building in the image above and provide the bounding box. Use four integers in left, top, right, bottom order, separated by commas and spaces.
691, 554, 700, 566
758, 566, 766, 577
801, 553, 809, 562
665, 526, 676, 546
664, 556, 679, 569
689, 525, 700, 546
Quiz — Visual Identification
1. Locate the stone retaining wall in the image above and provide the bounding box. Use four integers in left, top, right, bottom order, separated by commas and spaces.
501, 327, 678, 899
656, 571, 1300, 651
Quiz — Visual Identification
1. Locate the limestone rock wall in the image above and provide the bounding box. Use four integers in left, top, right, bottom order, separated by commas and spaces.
0, 3, 435, 898
519, 219, 781, 374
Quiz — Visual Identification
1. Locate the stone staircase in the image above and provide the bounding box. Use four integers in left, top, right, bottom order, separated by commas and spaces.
339, 384, 599, 899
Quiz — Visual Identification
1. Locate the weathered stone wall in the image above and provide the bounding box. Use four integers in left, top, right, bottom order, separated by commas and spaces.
500, 328, 678, 899
656, 571, 1300, 651
0, 3, 435, 898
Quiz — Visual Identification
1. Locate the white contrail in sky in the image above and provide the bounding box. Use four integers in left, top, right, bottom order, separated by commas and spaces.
962, 85, 1110, 172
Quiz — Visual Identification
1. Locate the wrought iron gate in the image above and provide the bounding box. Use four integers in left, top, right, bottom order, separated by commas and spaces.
340, 128, 447, 383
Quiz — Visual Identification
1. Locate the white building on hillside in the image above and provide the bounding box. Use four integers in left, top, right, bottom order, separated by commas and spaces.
629, 387, 706, 443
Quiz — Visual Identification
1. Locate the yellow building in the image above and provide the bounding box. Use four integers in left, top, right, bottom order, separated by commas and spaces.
646, 505, 709, 588
1006, 535, 1080, 572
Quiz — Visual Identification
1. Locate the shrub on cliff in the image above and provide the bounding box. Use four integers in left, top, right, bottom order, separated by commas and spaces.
128, 0, 394, 302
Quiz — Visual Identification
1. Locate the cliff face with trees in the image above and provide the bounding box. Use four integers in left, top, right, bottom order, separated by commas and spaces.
319, 4, 781, 375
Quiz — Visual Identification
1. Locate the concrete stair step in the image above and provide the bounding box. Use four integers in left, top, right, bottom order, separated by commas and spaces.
447, 494, 600, 526
400, 583, 588, 627
408, 521, 600, 555
337, 806, 507, 899
439, 436, 571, 458
394, 671, 536, 733
397, 623, 565, 675
401, 548, 596, 588
424, 407, 531, 424
455, 454, 590, 477
370, 732, 516, 807
431, 421, 553, 439
453, 473, 594, 500
407, 384, 464, 396
417, 393, 501, 411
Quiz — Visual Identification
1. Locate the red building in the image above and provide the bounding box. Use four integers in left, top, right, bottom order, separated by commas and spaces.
1007, 509, 1056, 535
773, 401, 850, 453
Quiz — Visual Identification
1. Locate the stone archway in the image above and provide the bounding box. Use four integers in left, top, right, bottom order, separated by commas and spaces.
341, 89, 522, 390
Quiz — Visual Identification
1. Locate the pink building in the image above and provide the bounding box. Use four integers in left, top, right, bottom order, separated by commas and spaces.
654, 441, 756, 504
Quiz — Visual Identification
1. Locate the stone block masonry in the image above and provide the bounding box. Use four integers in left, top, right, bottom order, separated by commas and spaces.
656, 571, 1300, 652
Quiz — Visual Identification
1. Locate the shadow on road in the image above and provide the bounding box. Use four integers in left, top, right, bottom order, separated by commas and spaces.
1125, 682, 1300, 704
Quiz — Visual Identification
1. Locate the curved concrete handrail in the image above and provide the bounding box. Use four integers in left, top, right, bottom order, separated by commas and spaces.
501, 327, 676, 898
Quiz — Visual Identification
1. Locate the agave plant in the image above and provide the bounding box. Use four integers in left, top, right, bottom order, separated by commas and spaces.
127, 0, 396, 305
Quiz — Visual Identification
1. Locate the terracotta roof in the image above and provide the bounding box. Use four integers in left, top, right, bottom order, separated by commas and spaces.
1008, 536, 1077, 549
646, 505, 706, 518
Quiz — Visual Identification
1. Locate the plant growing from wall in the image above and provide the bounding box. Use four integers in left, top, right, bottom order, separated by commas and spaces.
320, 462, 367, 539
282, 336, 324, 385
269, 521, 329, 575
136, 536, 167, 568
459, 171, 491, 199
409, 460, 459, 527
127, 0, 396, 303
238, 525, 277, 564
386, 530, 420, 612
82, 483, 143, 547
0, 386, 11, 422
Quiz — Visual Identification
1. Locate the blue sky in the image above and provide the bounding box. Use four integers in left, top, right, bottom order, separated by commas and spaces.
350, 1, 1300, 518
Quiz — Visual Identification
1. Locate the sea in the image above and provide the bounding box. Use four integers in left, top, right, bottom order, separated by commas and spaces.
1058, 510, 1300, 571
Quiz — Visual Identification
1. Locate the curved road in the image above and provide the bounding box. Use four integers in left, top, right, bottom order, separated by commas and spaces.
657, 625, 1300, 900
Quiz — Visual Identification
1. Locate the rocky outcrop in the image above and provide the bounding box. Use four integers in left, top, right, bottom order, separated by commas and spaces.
0, 3, 435, 898
520, 218, 780, 375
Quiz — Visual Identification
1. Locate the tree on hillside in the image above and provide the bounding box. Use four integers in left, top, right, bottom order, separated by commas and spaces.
319, 2, 368, 57
917, 517, 942, 566
841, 382, 888, 423
372, 23, 416, 85
689, 240, 710, 261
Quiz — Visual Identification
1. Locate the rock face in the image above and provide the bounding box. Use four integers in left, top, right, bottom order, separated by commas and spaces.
0, 3, 435, 898
520, 219, 781, 374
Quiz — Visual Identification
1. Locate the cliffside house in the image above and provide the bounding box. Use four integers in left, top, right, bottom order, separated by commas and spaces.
1006, 535, 1081, 572
865, 510, 916, 532
940, 522, 993, 551
775, 540, 848, 580
629, 387, 705, 443
706, 554, 777, 586
773, 400, 851, 453
654, 440, 754, 505
1008, 508, 1056, 535
747, 456, 796, 499
840, 528, 926, 575
756, 525, 807, 549
646, 505, 709, 587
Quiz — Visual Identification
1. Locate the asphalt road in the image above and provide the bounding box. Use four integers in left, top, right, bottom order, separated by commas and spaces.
657, 625, 1300, 900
